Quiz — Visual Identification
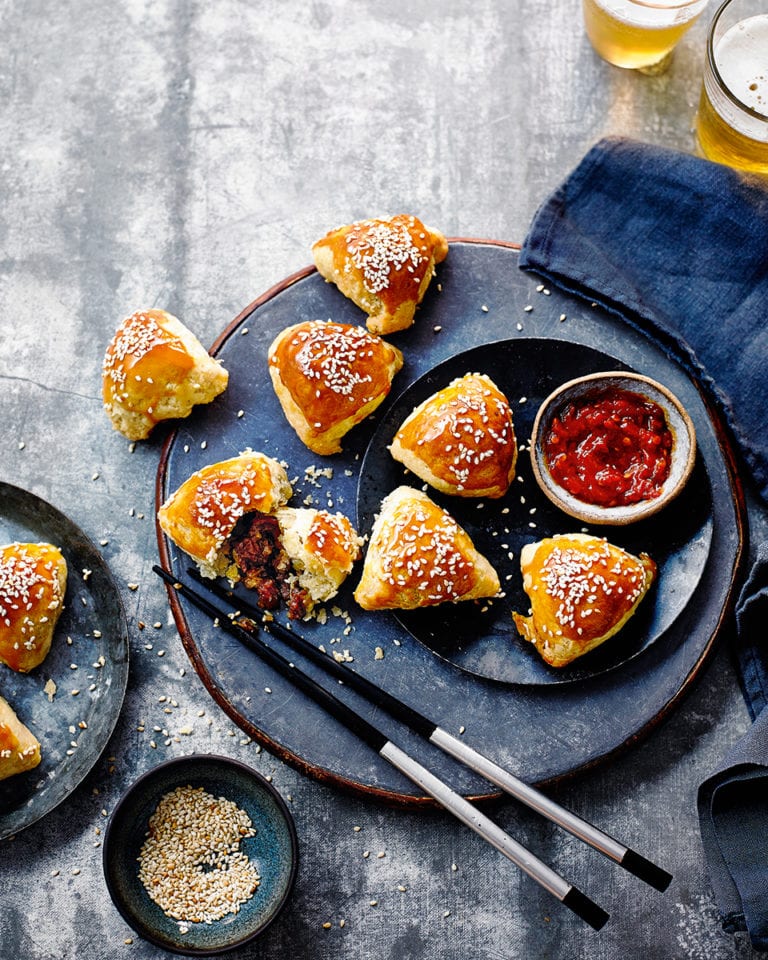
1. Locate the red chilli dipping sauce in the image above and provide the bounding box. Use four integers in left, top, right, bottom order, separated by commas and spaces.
543, 388, 673, 508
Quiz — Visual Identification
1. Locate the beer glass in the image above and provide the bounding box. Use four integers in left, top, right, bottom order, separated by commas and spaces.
583, 0, 709, 73
695, 0, 768, 175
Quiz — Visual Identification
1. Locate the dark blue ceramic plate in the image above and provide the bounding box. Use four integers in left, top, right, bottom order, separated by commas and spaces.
103, 755, 298, 956
356, 340, 713, 685
0, 482, 129, 840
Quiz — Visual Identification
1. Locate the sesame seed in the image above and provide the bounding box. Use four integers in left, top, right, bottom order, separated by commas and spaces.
137, 785, 259, 924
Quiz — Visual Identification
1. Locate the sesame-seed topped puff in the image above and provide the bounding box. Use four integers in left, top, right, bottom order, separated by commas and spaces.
0, 695, 41, 781
102, 308, 229, 441
276, 507, 363, 606
389, 372, 517, 499
312, 214, 449, 335
354, 486, 500, 611
223, 506, 363, 621
157, 450, 293, 579
512, 534, 657, 669
268, 320, 404, 456
0, 542, 67, 673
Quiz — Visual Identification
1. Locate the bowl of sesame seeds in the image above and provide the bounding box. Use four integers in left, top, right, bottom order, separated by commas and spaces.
102, 754, 298, 955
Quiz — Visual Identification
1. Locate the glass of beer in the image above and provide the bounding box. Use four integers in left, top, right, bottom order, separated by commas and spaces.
583, 0, 709, 73
695, 0, 768, 175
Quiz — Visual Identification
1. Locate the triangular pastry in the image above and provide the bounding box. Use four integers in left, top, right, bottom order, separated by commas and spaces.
103, 308, 228, 441
0, 542, 67, 673
158, 452, 362, 618
354, 486, 500, 611
268, 320, 403, 455
512, 534, 656, 668
158, 450, 293, 579
228, 507, 363, 619
0, 695, 41, 781
312, 215, 448, 335
389, 372, 517, 498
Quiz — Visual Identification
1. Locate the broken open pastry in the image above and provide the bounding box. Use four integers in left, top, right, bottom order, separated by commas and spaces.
0, 542, 67, 673
268, 320, 403, 455
312, 214, 448, 335
0, 695, 41, 781
511, 533, 657, 668
158, 451, 362, 618
229, 507, 363, 620
354, 486, 500, 611
389, 372, 517, 498
157, 450, 294, 579
103, 308, 228, 441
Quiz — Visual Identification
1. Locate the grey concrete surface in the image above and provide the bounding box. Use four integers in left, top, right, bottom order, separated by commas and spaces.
0, 1, 764, 957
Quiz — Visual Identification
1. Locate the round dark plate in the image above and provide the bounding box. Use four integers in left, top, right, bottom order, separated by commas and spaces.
156, 239, 744, 802
0, 482, 130, 839
356, 339, 713, 685
103, 755, 298, 956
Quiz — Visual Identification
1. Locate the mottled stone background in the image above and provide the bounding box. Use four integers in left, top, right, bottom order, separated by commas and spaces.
0, 1, 763, 958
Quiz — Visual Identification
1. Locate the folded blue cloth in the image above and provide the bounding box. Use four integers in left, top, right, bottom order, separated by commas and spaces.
698, 703, 768, 949
520, 136, 768, 949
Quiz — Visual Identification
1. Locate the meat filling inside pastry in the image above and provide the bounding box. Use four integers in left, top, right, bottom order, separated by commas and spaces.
389, 372, 517, 498
228, 507, 363, 619
312, 214, 448, 335
159, 452, 362, 618
354, 486, 500, 611
157, 450, 293, 579
511, 533, 656, 668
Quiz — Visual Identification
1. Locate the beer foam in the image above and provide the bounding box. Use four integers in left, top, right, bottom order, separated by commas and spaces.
716, 15, 768, 117
592, 0, 704, 28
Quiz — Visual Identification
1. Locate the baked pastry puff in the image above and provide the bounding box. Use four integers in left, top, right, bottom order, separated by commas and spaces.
157, 450, 293, 579
354, 486, 500, 611
103, 308, 228, 441
268, 320, 403, 455
0, 696, 41, 781
0, 542, 67, 673
389, 373, 517, 498
511, 534, 656, 668
229, 507, 363, 619
276, 507, 363, 605
312, 215, 449, 335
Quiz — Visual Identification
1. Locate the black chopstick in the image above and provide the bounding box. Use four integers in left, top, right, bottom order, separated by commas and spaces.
183, 565, 672, 895
153, 564, 609, 930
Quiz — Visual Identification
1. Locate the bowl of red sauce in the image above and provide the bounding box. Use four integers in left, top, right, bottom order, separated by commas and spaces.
530, 371, 696, 525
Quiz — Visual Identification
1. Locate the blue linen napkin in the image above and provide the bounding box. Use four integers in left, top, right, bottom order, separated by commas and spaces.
519, 136, 768, 949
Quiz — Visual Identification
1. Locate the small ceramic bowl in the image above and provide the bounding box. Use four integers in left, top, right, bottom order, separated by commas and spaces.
103, 754, 298, 956
530, 371, 696, 525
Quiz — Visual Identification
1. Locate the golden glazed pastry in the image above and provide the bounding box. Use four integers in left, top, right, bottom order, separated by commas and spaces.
389, 372, 517, 498
157, 451, 293, 578
0, 696, 41, 781
0, 542, 67, 673
276, 507, 363, 604
511, 533, 656, 668
229, 507, 363, 619
312, 214, 449, 335
354, 486, 500, 611
102, 308, 229, 441
268, 320, 404, 455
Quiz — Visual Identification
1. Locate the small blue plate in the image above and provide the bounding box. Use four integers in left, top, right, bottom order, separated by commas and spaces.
103, 755, 298, 955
